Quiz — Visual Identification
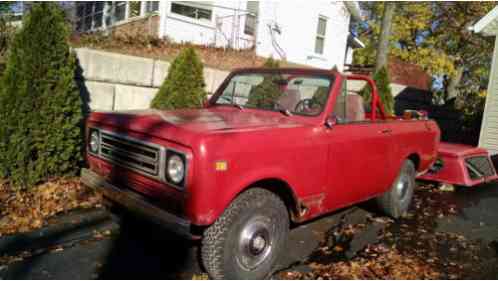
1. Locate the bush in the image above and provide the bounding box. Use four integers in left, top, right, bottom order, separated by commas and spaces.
262, 56, 280, 68
360, 66, 394, 115
0, 3, 83, 189
151, 47, 207, 110
247, 57, 281, 108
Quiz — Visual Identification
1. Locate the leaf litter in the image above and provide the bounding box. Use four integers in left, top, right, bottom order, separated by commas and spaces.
278, 184, 498, 279
0, 178, 102, 236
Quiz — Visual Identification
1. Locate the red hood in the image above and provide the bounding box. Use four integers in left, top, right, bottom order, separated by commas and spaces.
87, 107, 306, 145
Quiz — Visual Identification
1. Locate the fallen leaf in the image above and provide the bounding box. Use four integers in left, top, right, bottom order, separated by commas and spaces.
333, 245, 344, 252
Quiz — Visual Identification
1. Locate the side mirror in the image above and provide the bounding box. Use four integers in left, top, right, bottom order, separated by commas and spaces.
325, 115, 338, 128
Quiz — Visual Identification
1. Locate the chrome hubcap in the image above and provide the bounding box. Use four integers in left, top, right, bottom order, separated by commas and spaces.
251, 235, 267, 255
237, 216, 274, 270
396, 177, 409, 200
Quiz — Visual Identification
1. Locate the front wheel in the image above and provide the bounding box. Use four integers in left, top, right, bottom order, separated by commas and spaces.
201, 188, 289, 279
376, 160, 416, 218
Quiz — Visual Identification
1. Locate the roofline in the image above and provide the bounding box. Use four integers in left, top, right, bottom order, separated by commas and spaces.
471, 5, 498, 35
344, 1, 362, 22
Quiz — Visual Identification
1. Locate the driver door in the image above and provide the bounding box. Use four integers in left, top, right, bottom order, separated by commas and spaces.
324, 78, 395, 211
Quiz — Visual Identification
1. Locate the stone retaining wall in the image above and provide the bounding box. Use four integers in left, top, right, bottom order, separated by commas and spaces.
75, 48, 229, 111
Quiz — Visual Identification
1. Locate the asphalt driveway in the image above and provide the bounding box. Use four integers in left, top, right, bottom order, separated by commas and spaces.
1, 181, 498, 279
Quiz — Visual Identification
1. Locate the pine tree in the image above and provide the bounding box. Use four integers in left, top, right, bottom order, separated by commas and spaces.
360, 67, 394, 115
0, 3, 83, 188
247, 57, 281, 109
151, 47, 207, 110
262, 56, 280, 68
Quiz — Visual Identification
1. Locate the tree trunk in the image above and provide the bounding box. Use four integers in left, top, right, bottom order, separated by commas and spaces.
446, 66, 464, 101
375, 2, 396, 72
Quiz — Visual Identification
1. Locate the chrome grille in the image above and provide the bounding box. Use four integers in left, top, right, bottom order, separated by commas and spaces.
100, 131, 162, 177
466, 156, 496, 180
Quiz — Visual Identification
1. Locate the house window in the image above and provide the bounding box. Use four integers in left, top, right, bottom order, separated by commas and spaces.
145, 1, 159, 13
114, 1, 126, 22
244, 1, 258, 36
315, 16, 327, 54
93, 1, 104, 28
76, 2, 104, 32
171, 1, 212, 22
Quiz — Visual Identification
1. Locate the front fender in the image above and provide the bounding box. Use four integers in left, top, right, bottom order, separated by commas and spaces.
190, 166, 298, 226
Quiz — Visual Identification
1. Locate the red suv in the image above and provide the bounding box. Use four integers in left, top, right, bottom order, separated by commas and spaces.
82, 68, 440, 279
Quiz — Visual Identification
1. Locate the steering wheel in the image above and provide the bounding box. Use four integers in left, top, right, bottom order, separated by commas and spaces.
294, 98, 321, 113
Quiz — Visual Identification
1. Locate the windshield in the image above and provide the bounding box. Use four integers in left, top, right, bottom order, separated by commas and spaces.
213, 72, 334, 116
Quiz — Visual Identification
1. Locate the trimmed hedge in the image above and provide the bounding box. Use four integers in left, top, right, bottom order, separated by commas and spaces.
0, 3, 83, 189
247, 57, 281, 109
360, 66, 394, 114
151, 47, 207, 110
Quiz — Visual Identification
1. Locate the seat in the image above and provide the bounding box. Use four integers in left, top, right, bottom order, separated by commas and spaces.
277, 89, 301, 111
346, 94, 366, 122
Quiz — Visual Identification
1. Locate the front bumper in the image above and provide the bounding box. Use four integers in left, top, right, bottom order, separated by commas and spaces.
81, 168, 197, 239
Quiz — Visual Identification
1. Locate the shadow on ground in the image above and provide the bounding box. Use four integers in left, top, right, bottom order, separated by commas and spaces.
97, 210, 201, 279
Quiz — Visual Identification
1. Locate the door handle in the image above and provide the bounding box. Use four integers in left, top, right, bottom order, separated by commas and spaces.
380, 129, 392, 134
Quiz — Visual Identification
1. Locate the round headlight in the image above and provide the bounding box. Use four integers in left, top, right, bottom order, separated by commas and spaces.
167, 154, 185, 184
89, 131, 99, 153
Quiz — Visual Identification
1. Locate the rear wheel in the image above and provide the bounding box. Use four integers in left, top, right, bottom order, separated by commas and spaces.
377, 160, 416, 218
201, 188, 289, 279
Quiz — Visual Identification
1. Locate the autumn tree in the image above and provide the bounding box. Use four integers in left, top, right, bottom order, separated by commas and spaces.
355, 3, 449, 72
151, 47, 207, 110
432, 2, 495, 100
354, 2, 494, 101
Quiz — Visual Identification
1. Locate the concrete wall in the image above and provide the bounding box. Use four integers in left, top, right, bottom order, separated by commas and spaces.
75, 48, 229, 111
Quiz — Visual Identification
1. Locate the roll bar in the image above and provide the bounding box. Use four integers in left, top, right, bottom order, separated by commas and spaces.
346, 74, 388, 121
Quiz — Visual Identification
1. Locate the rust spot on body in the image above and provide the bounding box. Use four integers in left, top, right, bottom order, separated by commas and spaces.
295, 193, 326, 222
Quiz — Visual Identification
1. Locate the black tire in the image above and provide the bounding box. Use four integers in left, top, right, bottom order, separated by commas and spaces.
376, 160, 416, 218
201, 188, 289, 279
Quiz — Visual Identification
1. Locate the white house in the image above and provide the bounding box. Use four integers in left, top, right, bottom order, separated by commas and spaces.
471, 6, 498, 155
74, 1, 362, 70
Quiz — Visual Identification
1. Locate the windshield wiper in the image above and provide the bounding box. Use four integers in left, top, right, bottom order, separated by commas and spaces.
279, 109, 292, 116
215, 102, 243, 110
231, 103, 244, 110
274, 103, 292, 116
216, 95, 243, 110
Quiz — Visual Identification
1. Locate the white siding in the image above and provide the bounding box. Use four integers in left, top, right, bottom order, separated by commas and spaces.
255, 1, 351, 70
158, 1, 354, 70
480, 37, 498, 155
160, 1, 255, 49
